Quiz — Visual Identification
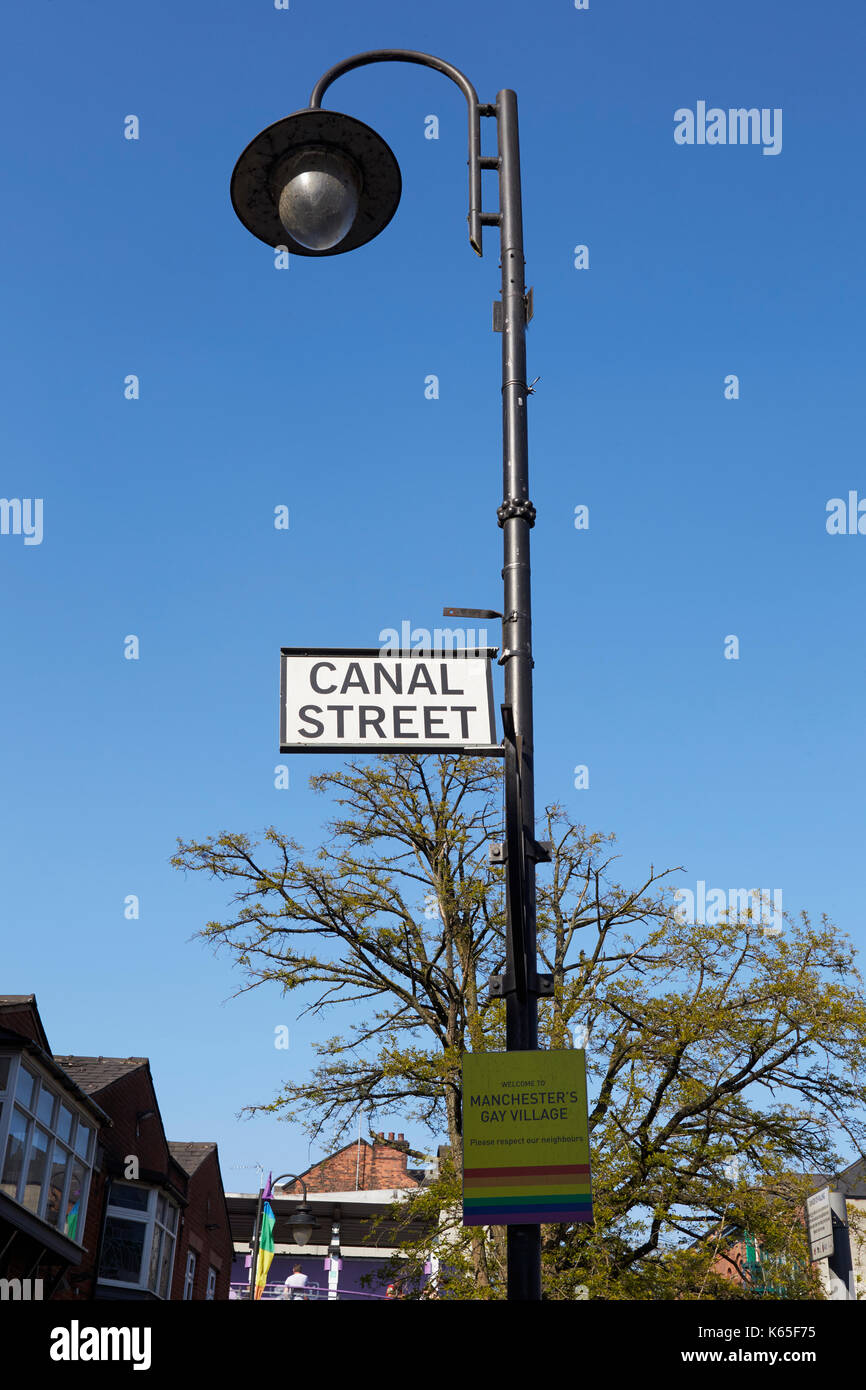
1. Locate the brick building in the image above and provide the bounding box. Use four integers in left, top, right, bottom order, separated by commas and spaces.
0, 994, 233, 1301
0, 997, 108, 1298
168, 1142, 234, 1301
297, 1131, 420, 1195
54, 1056, 234, 1301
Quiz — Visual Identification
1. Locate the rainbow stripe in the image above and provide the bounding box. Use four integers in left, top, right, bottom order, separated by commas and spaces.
463, 1163, 592, 1225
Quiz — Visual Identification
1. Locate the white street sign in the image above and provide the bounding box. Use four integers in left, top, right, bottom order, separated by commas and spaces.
280, 648, 500, 754
806, 1186, 834, 1261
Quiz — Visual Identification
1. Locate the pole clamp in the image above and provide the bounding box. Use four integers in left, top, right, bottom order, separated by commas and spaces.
497, 497, 536, 528
487, 971, 555, 1002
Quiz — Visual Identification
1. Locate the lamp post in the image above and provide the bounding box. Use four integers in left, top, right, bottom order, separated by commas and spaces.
232, 49, 544, 1302
248, 1172, 316, 1300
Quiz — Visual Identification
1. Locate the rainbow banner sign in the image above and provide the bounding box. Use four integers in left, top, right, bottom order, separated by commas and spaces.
462, 1050, 592, 1226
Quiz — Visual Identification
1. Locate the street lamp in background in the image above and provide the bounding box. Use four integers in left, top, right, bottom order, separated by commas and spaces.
232, 49, 549, 1302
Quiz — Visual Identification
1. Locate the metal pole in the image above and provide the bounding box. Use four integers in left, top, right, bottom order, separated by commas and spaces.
248, 1185, 263, 1300
302, 48, 543, 1301
496, 87, 541, 1301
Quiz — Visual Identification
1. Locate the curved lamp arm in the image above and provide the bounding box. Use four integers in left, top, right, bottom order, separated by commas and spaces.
309, 48, 484, 255
272, 1172, 309, 1202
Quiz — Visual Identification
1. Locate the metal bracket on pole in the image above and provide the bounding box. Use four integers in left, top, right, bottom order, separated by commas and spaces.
493, 293, 533, 333
487, 969, 554, 1002
529, 839, 553, 864
442, 606, 502, 620
490, 837, 551, 866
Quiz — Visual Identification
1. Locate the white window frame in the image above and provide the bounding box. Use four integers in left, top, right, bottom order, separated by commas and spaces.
99, 1182, 179, 1297
183, 1248, 197, 1300
0, 1050, 95, 1245
206, 1265, 217, 1300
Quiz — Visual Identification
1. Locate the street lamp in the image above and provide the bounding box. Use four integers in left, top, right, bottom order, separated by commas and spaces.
273, 1173, 316, 1247
232, 49, 545, 1303
248, 1171, 316, 1299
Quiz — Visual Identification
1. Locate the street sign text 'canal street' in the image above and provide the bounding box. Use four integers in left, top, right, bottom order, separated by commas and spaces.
280, 648, 501, 754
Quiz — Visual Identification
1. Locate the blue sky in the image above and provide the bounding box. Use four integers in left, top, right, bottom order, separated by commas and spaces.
1, 0, 864, 1187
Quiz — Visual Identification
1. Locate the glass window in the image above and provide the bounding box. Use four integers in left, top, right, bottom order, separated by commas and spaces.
55, 1103, 73, 1144
65, 1160, 87, 1241
101, 1216, 148, 1284
0, 1061, 93, 1240
158, 1234, 173, 1300
109, 1183, 150, 1212
22, 1125, 51, 1214
100, 1186, 178, 1296
147, 1226, 163, 1294
36, 1083, 55, 1128
45, 1143, 71, 1228
206, 1266, 217, 1300
1, 1106, 30, 1201
74, 1122, 92, 1162
15, 1065, 37, 1111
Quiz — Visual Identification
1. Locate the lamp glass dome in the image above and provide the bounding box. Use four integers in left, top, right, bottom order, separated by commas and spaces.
290, 1207, 315, 1246
276, 147, 361, 251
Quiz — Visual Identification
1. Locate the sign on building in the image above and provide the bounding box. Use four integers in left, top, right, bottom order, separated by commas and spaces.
806, 1186, 834, 1262
462, 1050, 592, 1227
280, 648, 500, 754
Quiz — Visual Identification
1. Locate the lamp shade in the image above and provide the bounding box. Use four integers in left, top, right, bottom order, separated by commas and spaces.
289, 1205, 316, 1246
231, 108, 402, 256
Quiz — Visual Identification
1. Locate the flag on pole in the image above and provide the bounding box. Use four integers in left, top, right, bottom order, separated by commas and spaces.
254, 1198, 276, 1299
65, 1201, 80, 1242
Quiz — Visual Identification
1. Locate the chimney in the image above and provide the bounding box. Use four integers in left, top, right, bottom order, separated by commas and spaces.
372, 1130, 409, 1153
368, 1131, 415, 1188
